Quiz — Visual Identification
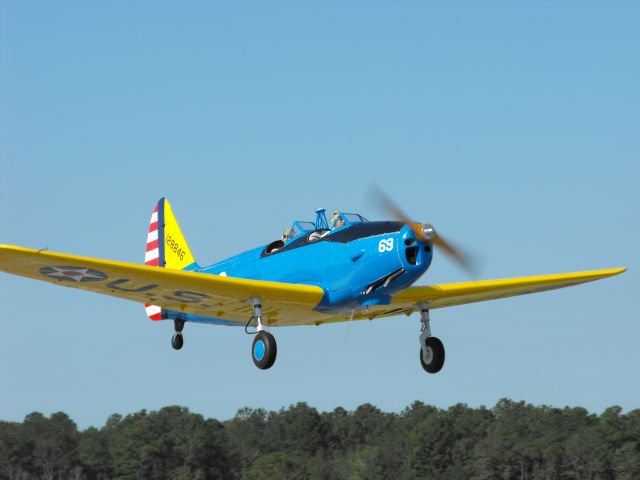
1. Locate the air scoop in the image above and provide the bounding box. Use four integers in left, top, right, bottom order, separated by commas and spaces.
364, 268, 405, 295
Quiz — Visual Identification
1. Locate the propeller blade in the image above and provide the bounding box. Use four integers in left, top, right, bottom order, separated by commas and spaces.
369, 185, 413, 224
432, 233, 481, 277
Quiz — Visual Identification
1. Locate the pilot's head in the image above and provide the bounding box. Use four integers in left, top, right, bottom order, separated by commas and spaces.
331, 212, 344, 229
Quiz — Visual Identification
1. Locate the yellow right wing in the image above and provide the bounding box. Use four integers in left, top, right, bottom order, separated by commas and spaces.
0, 245, 326, 326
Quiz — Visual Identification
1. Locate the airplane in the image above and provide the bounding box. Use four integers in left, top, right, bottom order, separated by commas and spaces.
0, 197, 625, 372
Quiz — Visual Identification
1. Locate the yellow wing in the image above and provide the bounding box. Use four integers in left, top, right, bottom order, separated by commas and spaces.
0, 245, 326, 326
392, 268, 626, 309
311, 267, 626, 325
0, 245, 626, 327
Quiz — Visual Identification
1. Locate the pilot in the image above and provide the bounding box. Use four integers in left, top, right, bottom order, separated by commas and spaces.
267, 227, 292, 254
330, 212, 345, 229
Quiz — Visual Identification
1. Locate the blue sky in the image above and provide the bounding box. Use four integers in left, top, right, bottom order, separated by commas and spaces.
1, 2, 638, 429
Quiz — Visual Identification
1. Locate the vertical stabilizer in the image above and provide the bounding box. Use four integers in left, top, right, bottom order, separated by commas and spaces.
144, 198, 197, 320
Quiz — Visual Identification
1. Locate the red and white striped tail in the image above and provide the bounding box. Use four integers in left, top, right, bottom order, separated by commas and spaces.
144, 204, 163, 321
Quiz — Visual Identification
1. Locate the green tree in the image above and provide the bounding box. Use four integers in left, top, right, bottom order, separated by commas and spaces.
109, 406, 232, 480
407, 404, 490, 480
242, 452, 304, 480
77, 426, 112, 480
0, 421, 32, 480
22, 412, 80, 480
264, 403, 327, 456
471, 399, 535, 480
225, 407, 269, 473
612, 408, 640, 480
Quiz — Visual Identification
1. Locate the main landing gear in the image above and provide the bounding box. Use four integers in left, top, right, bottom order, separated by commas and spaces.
171, 319, 185, 350
249, 297, 277, 370
418, 304, 445, 374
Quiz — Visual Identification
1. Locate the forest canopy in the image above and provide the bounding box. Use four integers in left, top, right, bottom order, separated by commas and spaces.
0, 399, 638, 480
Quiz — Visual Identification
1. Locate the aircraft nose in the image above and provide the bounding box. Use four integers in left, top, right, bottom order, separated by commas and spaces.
400, 226, 432, 269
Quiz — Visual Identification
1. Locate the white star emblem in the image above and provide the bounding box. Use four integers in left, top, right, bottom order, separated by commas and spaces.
40, 266, 107, 282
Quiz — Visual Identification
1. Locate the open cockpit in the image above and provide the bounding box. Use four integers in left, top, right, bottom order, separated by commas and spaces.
263, 209, 370, 256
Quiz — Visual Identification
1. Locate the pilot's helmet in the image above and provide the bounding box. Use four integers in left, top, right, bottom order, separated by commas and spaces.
332, 212, 345, 228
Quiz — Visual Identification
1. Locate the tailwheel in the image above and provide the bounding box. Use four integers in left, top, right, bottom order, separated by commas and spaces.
420, 336, 445, 373
252, 331, 277, 370
171, 319, 184, 350
171, 333, 184, 350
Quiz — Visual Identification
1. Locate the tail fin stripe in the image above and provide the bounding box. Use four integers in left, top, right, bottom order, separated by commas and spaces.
145, 200, 164, 320
144, 249, 159, 263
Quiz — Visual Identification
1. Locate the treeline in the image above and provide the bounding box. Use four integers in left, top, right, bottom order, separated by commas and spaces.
0, 399, 638, 480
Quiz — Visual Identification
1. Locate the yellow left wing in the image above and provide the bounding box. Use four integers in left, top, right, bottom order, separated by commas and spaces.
307, 267, 627, 325
0, 245, 326, 326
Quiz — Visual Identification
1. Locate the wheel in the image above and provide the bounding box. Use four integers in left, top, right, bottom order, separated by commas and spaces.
171, 333, 183, 350
252, 331, 277, 370
419, 336, 445, 373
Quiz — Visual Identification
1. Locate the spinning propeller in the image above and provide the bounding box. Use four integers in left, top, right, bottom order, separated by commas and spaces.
370, 186, 480, 277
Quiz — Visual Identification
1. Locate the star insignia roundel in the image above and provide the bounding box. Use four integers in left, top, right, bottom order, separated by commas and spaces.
39, 266, 107, 283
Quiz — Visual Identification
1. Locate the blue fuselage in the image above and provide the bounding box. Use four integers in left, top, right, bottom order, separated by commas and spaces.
199, 222, 432, 314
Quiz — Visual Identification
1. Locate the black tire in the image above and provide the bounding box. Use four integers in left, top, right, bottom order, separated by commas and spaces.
252, 331, 277, 370
419, 336, 445, 373
171, 333, 184, 350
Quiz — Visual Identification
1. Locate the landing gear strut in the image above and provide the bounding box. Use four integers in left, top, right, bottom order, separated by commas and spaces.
418, 304, 445, 373
171, 319, 185, 350
249, 297, 277, 369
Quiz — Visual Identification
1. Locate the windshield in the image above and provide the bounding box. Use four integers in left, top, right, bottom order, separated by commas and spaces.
328, 212, 369, 231
342, 213, 369, 224
294, 221, 316, 232
283, 221, 316, 243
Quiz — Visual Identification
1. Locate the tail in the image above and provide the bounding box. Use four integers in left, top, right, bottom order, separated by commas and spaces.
144, 198, 198, 320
